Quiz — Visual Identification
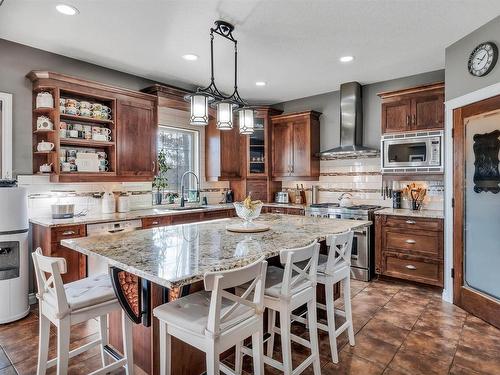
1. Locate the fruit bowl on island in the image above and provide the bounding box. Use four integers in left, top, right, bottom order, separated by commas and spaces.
227, 197, 269, 233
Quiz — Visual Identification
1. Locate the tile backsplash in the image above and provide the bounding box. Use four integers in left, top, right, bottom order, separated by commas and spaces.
281, 156, 444, 210
18, 175, 228, 218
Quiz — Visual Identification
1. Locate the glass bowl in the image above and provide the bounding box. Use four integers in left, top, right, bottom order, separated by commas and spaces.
233, 201, 263, 225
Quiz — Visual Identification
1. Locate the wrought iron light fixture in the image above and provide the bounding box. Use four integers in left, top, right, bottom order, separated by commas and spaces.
185, 20, 253, 134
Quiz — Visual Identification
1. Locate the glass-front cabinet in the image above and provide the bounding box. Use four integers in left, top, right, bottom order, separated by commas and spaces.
248, 116, 266, 176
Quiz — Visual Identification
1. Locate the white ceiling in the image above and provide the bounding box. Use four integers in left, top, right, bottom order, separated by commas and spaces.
1, 0, 500, 104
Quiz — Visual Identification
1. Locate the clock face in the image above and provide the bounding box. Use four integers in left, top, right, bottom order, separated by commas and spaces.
468, 42, 498, 77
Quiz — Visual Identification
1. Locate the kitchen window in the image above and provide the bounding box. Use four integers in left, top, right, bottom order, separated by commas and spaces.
157, 126, 199, 193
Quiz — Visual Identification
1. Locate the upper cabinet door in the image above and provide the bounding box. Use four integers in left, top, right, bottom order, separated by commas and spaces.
117, 99, 157, 178
381, 99, 412, 133
291, 120, 310, 176
412, 93, 444, 130
272, 120, 293, 177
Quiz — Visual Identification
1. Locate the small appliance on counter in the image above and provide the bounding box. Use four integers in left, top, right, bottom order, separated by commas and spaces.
51, 203, 75, 219
274, 191, 289, 204
225, 189, 234, 203
0, 180, 29, 323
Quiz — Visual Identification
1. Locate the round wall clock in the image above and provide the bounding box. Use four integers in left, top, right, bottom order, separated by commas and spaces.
468, 42, 498, 77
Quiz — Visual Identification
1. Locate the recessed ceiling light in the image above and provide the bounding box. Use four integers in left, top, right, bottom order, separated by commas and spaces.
182, 54, 199, 61
339, 55, 354, 63
56, 4, 79, 15
255, 81, 267, 87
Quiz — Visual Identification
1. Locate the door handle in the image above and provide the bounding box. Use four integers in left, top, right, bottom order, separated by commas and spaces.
108, 229, 125, 234
61, 230, 76, 236
406, 115, 410, 125
412, 114, 416, 125
152, 161, 156, 172
405, 239, 416, 244
405, 220, 416, 224
405, 264, 417, 270
151, 221, 159, 225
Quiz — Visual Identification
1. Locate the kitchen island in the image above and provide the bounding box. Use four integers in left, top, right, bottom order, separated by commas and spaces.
62, 213, 370, 374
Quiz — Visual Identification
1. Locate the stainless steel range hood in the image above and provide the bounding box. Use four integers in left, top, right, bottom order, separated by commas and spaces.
320, 82, 379, 158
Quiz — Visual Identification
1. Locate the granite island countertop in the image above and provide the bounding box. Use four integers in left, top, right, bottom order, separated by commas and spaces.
61, 213, 371, 288
375, 207, 444, 219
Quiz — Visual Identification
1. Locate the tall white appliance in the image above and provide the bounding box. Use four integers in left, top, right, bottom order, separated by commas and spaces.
0, 181, 29, 323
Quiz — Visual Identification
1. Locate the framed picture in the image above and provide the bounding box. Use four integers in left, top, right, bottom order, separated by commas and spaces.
0, 92, 13, 179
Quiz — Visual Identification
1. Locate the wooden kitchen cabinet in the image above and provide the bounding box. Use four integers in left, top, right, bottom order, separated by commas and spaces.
28, 71, 158, 182
116, 97, 157, 178
271, 111, 321, 180
378, 82, 444, 134
375, 214, 444, 287
262, 206, 305, 215
31, 223, 87, 283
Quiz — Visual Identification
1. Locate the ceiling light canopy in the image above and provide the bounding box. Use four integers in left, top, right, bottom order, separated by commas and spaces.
185, 20, 254, 134
255, 81, 267, 87
339, 55, 354, 63
182, 54, 198, 61
55, 4, 79, 15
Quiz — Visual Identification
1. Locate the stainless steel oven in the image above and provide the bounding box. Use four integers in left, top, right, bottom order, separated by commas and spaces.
381, 130, 444, 173
305, 204, 379, 281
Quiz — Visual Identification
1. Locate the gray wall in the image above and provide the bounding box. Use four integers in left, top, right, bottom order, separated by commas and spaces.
274, 70, 445, 151
446, 15, 500, 101
0, 38, 192, 177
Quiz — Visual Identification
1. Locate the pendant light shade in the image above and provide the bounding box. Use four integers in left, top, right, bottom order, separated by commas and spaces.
216, 101, 235, 130
188, 93, 211, 126
237, 107, 255, 134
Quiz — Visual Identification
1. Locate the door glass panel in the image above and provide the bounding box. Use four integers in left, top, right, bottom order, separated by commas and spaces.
249, 118, 265, 174
387, 142, 427, 163
464, 110, 500, 300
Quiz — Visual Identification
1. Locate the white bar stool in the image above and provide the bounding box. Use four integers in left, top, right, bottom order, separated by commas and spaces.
296, 231, 355, 363
237, 240, 321, 375
153, 257, 268, 375
32, 248, 134, 375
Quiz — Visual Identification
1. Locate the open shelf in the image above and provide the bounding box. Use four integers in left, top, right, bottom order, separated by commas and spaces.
60, 113, 114, 125
33, 150, 56, 155
60, 138, 115, 147
34, 107, 55, 115
34, 129, 55, 134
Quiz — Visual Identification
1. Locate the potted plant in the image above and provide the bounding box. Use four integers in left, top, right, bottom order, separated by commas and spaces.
153, 149, 170, 205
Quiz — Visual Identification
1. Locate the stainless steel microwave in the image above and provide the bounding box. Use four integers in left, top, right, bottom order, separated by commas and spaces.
381, 130, 444, 173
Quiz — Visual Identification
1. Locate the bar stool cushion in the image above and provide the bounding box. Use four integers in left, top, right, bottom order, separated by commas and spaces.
263, 266, 311, 298
153, 290, 254, 335
44, 273, 116, 311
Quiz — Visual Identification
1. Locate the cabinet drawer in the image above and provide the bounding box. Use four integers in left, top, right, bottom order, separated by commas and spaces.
203, 210, 230, 220
52, 225, 86, 243
383, 252, 442, 287
171, 212, 203, 225
267, 207, 287, 214
385, 230, 440, 258
384, 216, 442, 231
142, 216, 171, 229
286, 208, 304, 215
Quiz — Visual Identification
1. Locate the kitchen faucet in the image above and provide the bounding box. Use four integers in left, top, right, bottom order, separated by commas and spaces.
180, 171, 200, 207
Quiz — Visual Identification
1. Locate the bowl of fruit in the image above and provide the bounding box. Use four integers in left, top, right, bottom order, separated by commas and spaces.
233, 196, 263, 226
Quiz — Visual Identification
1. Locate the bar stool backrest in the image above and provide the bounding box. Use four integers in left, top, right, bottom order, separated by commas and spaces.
32, 247, 70, 318
204, 257, 267, 336
279, 240, 320, 298
324, 231, 354, 276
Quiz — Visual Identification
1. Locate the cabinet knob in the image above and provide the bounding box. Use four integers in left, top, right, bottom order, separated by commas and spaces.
62, 230, 76, 236
152, 221, 159, 225
405, 220, 416, 224
405, 239, 416, 244
405, 264, 417, 270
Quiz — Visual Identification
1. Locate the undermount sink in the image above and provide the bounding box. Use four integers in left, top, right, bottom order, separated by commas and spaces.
168, 206, 205, 211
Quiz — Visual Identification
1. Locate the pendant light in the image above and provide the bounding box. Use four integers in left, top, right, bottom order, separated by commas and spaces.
237, 107, 256, 134
185, 20, 253, 134
186, 92, 212, 126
